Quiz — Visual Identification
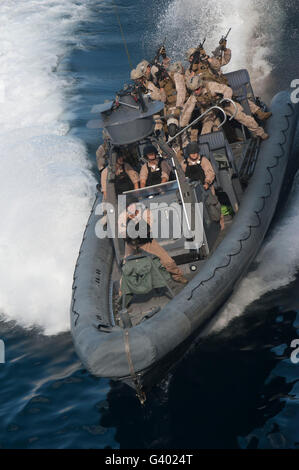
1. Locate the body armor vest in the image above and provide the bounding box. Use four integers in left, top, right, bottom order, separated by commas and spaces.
146, 159, 163, 187
185, 159, 205, 184
159, 74, 177, 106
114, 167, 134, 195
193, 62, 228, 85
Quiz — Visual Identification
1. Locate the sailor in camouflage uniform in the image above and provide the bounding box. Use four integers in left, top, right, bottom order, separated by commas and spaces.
181, 76, 269, 139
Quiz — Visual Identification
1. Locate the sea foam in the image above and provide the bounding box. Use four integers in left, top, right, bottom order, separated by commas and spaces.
0, 0, 96, 335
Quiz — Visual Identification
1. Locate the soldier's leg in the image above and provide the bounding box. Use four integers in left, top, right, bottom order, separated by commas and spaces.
225, 102, 268, 138
154, 114, 163, 133
166, 106, 179, 138
190, 128, 199, 142
141, 239, 185, 281
172, 144, 184, 164
181, 130, 190, 149
248, 99, 260, 114
201, 111, 220, 135
124, 243, 135, 258
248, 99, 272, 120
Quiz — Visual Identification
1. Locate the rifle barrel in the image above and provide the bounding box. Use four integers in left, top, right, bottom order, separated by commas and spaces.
225, 27, 232, 40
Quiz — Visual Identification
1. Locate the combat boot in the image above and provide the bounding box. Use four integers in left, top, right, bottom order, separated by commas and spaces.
255, 109, 272, 121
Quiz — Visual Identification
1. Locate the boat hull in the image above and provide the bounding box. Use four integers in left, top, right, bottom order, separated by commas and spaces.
71, 90, 299, 392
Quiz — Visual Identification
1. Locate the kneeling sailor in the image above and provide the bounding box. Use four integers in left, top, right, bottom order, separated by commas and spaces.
119, 199, 188, 285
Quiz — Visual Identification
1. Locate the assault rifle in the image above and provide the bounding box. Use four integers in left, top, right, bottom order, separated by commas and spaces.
154, 63, 170, 82
189, 38, 207, 72
212, 28, 232, 59
151, 37, 170, 83
153, 37, 167, 64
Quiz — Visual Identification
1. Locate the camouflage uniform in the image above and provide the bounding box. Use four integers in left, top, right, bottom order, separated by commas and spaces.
118, 208, 186, 282
156, 61, 186, 136
185, 50, 231, 86
207, 49, 270, 118
181, 81, 268, 139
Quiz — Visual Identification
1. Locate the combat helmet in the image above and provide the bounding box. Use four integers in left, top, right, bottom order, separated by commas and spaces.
130, 68, 143, 80
136, 60, 150, 77
143, 144, 158, 158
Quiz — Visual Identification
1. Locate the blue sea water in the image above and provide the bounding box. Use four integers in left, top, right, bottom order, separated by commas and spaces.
0, 0, 298, 449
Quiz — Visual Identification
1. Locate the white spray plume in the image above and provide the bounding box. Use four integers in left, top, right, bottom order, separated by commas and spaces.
155, 0, 285, 95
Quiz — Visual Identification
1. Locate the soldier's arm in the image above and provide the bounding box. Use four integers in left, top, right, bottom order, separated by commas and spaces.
101, 167, 108, 200
139, 164, 148, 188
161, 161, 171, 183
173, 72, 187, 109
221, 48, 232, 67
125, 163, 139, 189
201, 157, 215, 187
162, 57, 171, 68
180, 160, 187, 174
180, 95, 197, 128
147, 81, 166, 102
96, 144, 107, 171
207, 81, 233, 100
208, 56, 222, 72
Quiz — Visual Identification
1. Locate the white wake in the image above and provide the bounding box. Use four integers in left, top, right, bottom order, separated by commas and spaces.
0, 0, 97, 335
212, 170, 299, 332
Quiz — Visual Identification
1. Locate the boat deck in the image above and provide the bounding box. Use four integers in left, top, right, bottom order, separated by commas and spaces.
112, 138, 253, 327
113, 213, 234, 327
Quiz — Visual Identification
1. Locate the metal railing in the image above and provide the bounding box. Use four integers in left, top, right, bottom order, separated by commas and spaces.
167, 105, 228, 145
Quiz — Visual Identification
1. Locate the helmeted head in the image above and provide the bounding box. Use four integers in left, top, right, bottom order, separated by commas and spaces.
136, 60, 151, 79
186, 75, 204, 91
186, 48, 197, 61
130, 68, 144, 81
186, 142, 200, 160
143, 144, 159, 161
116, 154, 125, 165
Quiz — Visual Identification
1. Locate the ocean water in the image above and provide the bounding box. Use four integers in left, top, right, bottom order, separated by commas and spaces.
0, 0, 298, 449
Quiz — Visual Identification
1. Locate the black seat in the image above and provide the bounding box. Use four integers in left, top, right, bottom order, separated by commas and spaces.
198, 131, 241, 212
199, 131, 237, 173
224, 69, 255, 116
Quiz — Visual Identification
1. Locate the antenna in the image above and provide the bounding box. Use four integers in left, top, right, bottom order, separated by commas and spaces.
112, 0, 134, 70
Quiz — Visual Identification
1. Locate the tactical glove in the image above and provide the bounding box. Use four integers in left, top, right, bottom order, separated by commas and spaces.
159, 46, 167, 59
